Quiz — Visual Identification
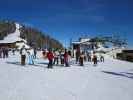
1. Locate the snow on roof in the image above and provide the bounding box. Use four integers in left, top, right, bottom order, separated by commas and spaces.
72, 38, 91, 45
16, 42, 30, 49
96, 47, 110, 52
72, 41, 81, 44
80, 38, 90, 42
0, 23, 26, 44
72, 41, 91, 45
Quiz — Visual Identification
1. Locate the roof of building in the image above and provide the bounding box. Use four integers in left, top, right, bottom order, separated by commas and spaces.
72, 38, 91, 45
0, 23, 26, 44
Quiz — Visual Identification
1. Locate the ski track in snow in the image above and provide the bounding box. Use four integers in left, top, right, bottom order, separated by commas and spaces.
0, 52, 133, 100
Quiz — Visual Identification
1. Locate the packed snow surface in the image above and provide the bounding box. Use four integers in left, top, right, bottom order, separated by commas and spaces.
0, 52, 133, 100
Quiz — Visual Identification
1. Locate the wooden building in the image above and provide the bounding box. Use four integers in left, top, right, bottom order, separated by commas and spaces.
117, 49, 133, 62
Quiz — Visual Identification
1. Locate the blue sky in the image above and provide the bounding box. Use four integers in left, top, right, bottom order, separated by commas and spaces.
0, 0, 133, 47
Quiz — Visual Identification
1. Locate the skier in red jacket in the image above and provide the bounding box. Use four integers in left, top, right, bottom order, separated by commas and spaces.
47, 49, 54, 68
64, 49, 69, 67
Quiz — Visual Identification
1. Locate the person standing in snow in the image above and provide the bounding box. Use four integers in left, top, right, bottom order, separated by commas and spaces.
2, 47, 6, 58
53, 50, 59, 65
75, 49, 80, 64
68, 50, 72, 57
60, 50, 64, 65
33, 48, 37, 59
42, 49, 47, 59
20, 45, 27, 65
12, 48, 15, 55
0, 48, 2, 58
92, 53, 98, 66
87, 53, 91, 62
27, 48, 34, 65
47, 49, 54, 68
79, 52, 84, 66
100, 55, 104, 62
64, 49, 69, 67
84, 51, 87, 62
68, 50, 72, 65
5, 46, 9, 58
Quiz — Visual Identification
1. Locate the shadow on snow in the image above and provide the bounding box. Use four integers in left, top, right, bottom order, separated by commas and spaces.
6, 61, 47, 68
102, 71, 133, 79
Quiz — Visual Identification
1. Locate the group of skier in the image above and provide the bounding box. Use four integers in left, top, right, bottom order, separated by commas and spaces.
19, 46, 72, 68
20, 45, 37, 65
46, 49, 71, 68
0, 46, 9, 58
76, 49, 105, 66
45, 48, 105, 68
19, 45, 105, 68
1, 45, 105, 68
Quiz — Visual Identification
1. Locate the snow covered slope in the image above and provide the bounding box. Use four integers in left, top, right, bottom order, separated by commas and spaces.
0, 52, 133, 100
0, 23, 25, 43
